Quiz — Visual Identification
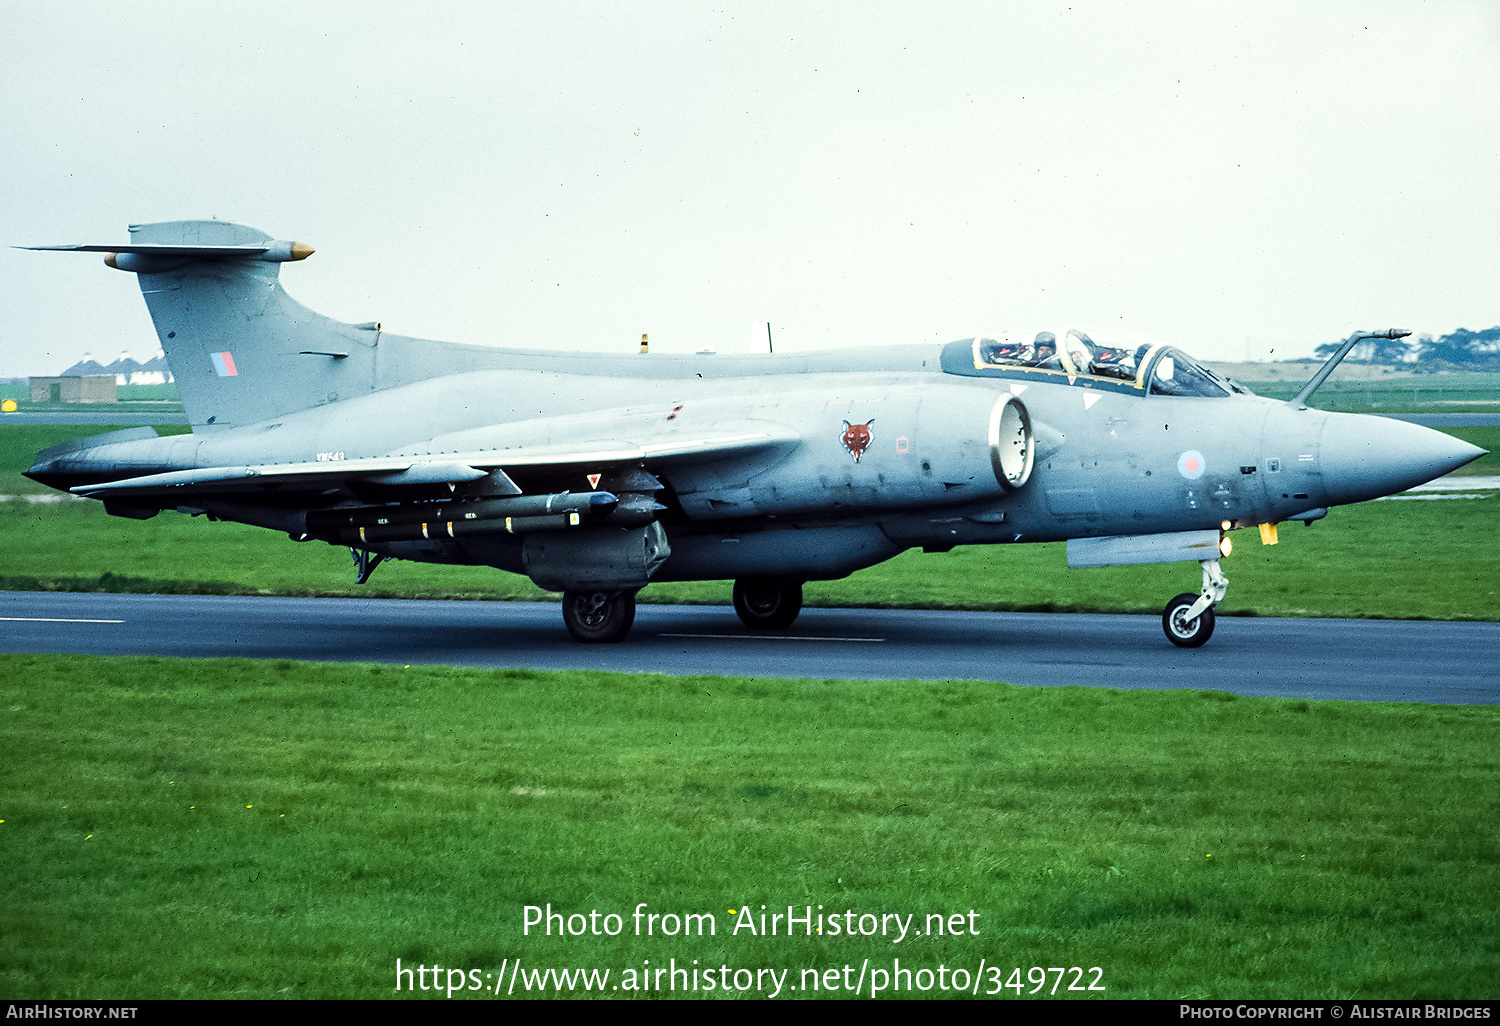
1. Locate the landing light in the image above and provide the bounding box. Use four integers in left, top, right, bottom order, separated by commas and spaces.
1221, 520, 1232, 531
1218, 535, 1233, 558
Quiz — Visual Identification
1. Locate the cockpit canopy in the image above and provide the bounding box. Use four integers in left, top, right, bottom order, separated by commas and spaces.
968, 329, 1246, 398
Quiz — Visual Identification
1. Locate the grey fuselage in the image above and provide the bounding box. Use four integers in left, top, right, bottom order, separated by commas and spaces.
28, 337, 1473, 585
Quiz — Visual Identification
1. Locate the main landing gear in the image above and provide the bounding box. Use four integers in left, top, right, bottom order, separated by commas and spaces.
562, 590, 636, 643
1162, 559, 1228, 648
733, 578, 804, 631
561, 579, 804, 643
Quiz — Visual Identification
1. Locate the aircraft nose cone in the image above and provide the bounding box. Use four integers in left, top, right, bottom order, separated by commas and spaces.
1320, 413, 1486, 504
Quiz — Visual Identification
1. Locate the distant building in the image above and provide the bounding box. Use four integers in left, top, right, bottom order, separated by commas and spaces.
29, 375, 117, 403
58, 354, 109, 377
96, 350, 173, 385
101, 352, 142, 385
42, 350, 174, 393
134, 353, 173, 384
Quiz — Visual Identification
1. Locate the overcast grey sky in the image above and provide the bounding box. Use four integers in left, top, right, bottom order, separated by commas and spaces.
2, 2, 1497, 375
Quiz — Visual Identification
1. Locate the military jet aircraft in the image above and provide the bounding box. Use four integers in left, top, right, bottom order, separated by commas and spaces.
22, 221, 1485, 645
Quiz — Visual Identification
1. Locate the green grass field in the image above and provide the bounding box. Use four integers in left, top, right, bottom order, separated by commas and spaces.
1234, 371, 1500, 414
3, 425, 1497, 621
1, 655, 1495, 999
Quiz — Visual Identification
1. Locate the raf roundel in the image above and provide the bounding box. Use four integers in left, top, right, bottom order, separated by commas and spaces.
1177, 450, 1206, 480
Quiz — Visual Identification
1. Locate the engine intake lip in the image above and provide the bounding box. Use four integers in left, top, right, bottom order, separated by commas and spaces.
989, 392, 1034, 490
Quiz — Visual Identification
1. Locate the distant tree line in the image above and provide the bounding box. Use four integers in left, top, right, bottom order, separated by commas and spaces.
1314, 327, 1500, 370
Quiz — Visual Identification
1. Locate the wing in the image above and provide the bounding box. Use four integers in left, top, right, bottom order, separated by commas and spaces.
67, 426, 798, 501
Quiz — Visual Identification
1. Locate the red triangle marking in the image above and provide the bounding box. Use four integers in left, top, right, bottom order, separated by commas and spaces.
586, 473, 602, 489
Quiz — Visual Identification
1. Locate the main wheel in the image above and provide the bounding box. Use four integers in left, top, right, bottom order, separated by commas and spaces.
732, 579, 803, 631
1162, 592, 1215, 648
561, 590, 636, 643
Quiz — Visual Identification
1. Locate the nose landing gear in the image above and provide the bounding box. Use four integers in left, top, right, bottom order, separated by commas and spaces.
1163, 558, 1227, 648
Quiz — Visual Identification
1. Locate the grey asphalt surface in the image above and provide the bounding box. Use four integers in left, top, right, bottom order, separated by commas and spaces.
2, 591, 1495, 705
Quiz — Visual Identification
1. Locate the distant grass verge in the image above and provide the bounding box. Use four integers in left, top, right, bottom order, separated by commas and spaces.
1233, 372, 1500, 413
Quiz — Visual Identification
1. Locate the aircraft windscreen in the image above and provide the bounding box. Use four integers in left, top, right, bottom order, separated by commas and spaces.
1147, 348, 1231, 398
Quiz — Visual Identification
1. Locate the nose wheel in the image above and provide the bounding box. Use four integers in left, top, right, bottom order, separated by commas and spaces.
1163, 592, 1215, 647
562, 590, 636, 643
1162, 558, 1227, 648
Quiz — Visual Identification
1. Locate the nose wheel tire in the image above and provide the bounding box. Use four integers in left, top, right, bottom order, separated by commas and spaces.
732, 579, 803, 631
562, 590, 636, 643
1163, 592, 1215, 648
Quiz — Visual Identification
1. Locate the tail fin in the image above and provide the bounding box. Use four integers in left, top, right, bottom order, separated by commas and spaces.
53, 220, 382, 431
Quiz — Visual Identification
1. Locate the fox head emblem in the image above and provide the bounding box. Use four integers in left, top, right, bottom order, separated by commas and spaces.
841, 419, 874, 462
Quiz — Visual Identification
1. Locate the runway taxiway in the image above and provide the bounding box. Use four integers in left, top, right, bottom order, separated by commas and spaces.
2, 591, 1494, 705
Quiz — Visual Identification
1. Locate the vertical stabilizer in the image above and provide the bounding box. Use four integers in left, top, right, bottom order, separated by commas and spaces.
123, 220, 379, 431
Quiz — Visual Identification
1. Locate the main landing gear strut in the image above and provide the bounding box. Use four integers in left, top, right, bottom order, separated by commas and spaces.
1162, 559, 1228, 648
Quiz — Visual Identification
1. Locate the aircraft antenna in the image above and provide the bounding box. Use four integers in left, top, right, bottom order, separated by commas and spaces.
767, 322, 773, 355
